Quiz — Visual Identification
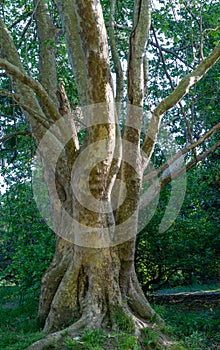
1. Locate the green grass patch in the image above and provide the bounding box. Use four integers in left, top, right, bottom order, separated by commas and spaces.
0, 285, 44, 350
62, 331, 139, 350
0, 285, 219, 349
114, 308, 135, 333
141, 328, 162, 349
153, 302, 220, 350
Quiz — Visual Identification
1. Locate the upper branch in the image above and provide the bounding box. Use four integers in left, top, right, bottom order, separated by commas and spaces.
0, 16, 49, 140
73, 0, 113, 105
0, 58, 61, 122
142, 43, 220, 162
151, 25, 196, 156
109, 0, 123, 103
128, 0, 151, 106
154, 43, 220, 116
34, 0, 59, 106
55, 0, 87, 105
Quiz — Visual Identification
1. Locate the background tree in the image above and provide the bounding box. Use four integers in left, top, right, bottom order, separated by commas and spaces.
0, 0, 219, 348
136, 157, 220, 291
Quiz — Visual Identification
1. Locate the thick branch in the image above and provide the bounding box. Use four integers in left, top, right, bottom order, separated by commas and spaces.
128, 0, 151, 106
0, 59, 61, 122
55, 0, 87, 105
73, 0, 113, 105
142, 43, 220, 161
34, 0, 59, 106
109, 0, 123, 103
0, 17, 47, 141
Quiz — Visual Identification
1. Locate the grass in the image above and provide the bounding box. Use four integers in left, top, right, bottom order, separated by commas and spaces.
0, 284, 219, 349
0, 284, 44, 350
153, 302, 220, 350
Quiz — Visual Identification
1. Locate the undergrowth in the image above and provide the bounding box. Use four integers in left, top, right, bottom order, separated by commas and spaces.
154, 302, 220, 350
0, 284, 219, 349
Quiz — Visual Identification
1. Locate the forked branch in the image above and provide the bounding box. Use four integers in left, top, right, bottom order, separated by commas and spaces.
0, 59, 61, 122
159, 141, 220, 191
142, 140, 220, 208
0, 89, 50, 129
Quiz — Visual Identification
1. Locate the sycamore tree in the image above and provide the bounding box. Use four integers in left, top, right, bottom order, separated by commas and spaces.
0, 0, 220, 348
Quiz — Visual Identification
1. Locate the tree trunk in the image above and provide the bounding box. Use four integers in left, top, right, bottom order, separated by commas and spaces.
38, 238, 158, 333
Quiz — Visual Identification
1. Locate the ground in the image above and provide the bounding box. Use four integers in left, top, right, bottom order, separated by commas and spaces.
0, 283, 219, 349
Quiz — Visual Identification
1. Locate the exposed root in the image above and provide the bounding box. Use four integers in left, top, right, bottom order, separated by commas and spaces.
38, 239, 73, 325
25, 330, 64, 350
127, 270, 165, 327
25, 314, 93, 350
25, 309, 172, 350
31, 246, 170, 349
26, 306, 171, 350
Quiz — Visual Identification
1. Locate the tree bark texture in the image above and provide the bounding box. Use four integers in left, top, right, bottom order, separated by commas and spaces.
38, 241, 158, 333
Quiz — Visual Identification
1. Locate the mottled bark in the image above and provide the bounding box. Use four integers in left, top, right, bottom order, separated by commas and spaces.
37, 239, 158, 333
34, 0, 59, 108
55, 0, 87, 105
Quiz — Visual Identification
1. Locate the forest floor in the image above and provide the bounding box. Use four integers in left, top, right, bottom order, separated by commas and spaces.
149, 285, 220, 350
0, 283, 219, 350
148, 289, 220, 308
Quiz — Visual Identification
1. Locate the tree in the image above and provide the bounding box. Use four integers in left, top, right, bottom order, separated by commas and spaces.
136, 158, 220, 291
0, 0, 219, 348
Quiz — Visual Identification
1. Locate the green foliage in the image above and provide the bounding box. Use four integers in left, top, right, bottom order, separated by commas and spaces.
63, 331, 106, 350
0, 183, 54, 293
136, 155, 220, 290
0, 285, 44, 350
141, 328, 162, 349
114, 308, 135, 333
154, 302, 220, 350
1, 284, 219, 350
117, 334, 139, 350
